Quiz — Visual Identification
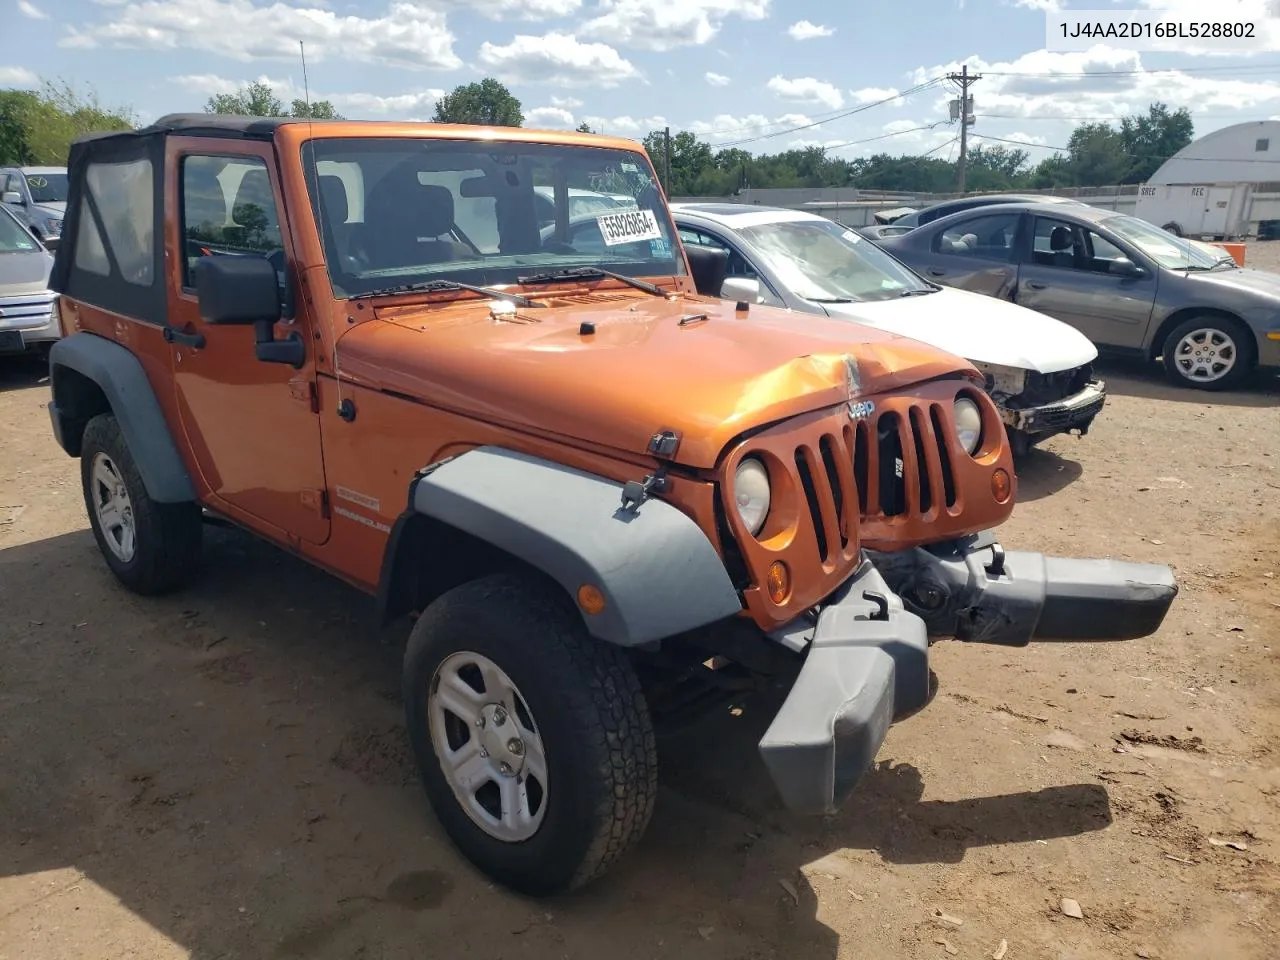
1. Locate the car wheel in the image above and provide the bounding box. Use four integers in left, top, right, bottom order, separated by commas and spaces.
79, 413, 203, 594
1162, 222, 1183, 237
403, 572, 657, 896
1160, 315, 1256, 391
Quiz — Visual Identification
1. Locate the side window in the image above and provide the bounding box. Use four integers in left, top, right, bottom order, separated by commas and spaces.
84, 158, 154, 285
3, 173, 21, 195
1032, 216, 1082, 269
934, 213, 1019, 261
181, 155, 283, 286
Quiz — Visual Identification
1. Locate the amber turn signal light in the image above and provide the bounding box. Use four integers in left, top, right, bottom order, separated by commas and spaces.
991, 468, 1012, 504
577, 584, 607, 615
766, 561, 791, 605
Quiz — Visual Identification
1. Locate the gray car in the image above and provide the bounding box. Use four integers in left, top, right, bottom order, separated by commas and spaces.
877, 201, 1280, 391
0, 203, 60, 357
1, 165, 67, 249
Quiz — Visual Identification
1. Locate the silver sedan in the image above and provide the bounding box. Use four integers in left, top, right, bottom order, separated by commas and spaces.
0, 204, 60, 359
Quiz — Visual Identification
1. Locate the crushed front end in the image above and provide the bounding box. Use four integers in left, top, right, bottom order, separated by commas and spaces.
716, 378, 1176, 816
973, 360, 1107, 454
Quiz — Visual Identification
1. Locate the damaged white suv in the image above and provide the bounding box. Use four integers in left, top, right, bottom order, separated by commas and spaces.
672, 202, 1106, 457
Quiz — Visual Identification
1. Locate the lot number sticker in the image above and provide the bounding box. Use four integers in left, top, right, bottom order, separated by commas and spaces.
597, 208, 663, 246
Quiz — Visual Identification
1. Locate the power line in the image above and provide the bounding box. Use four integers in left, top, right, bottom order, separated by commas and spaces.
824, 122, 952, 153
975, 113, 1277, 122
708, 78, 945, 147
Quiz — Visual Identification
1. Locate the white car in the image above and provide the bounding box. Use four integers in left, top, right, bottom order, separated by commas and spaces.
672, 202, 1106, 456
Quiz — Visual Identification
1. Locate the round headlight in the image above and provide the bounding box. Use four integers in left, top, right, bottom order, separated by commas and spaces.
733, 457, 771, 536
953, 396, 983, 455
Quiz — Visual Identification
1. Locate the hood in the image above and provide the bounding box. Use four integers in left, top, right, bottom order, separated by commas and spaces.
0, 249, 53, 295
1182, 265, 1280, 300
335, 291, 979, 469
820, 284, 1098, 374
31, 201, 65, 219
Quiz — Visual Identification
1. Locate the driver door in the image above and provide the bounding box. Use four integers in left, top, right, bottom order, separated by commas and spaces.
164, 138, 329, 546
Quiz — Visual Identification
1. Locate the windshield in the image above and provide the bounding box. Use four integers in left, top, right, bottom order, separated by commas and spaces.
1103, 214, 1222, 269
0, 208, 40, 254
24, 172, 68, 205
302, 139, 684, 298
737, 217, 933, 302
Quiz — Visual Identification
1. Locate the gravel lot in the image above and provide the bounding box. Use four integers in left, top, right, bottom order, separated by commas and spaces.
2, 245, 1278, 960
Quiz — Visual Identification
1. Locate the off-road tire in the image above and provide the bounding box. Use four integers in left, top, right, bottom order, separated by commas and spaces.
79, 413, 203, 594
1160, 314, 1255, 392
403, 572, 657, 896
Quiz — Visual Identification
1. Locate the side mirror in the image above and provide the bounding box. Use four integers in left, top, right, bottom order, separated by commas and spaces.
1, 191, 22, 205
192, 255, 304, 368
1110, 257, 1144, 278
721, 276, 762, 304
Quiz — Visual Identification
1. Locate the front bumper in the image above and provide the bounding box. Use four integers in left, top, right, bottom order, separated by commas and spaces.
0, 294, 60, 354
758, 532, 1177, 815
1000, 378, 1107, 437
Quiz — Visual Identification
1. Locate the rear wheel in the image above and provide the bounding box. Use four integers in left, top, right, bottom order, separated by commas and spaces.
1162, 222, 1183, 237
403, 572, 657, 896
79, 413, 203, 594
1161, 314, 1255, 391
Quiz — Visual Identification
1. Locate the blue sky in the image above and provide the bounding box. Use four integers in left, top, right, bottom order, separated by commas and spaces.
6, 0, 1280, 165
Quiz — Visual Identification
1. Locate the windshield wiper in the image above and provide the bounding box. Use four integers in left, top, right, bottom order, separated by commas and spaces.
352, 278, 544, 308
806, 296, 857, 303
899, 287, 938, 297
517, 266, 668, 297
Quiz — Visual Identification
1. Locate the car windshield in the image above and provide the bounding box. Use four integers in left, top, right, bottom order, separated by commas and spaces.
302, 138, 684, 298
0, 209, 39, 254
1102, 214, 1222, 270
737, 217, 933, 302
24, 172, 68, 204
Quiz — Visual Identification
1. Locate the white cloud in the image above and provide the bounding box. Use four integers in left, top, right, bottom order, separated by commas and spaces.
850, 86, 900, 105
882, 119, 924, 135
0, 65, 38, 86
477, 32, 640, 87
434, 0, 581, 19
705, 71, 730, 87
787, 19, 833, 40
1010, 0, 1061, 10
581, 0, 770, 52
61, 0, 462, 71
581, 114, 667, 135
767, 75, 844, 110
17, 0, 47, 19
168, 73, 444, 118
685, 112, 813, 141
550, 95, 583, 108
526, 105, 577, 128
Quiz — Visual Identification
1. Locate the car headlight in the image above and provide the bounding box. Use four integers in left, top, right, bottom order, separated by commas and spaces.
733, 457, 771, 535
953, 396, 983, 455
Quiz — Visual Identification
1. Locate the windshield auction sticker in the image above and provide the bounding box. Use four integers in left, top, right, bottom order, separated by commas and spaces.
597, 209, 663, 247
1047, 9, 1269, 52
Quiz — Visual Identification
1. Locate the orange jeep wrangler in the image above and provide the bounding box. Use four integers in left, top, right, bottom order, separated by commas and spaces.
46, 115, 1177, 895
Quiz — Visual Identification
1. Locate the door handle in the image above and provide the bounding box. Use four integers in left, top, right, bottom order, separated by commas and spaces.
163, 325, 206, 349
928, 268, 946, 277
1026, 281, 1047, 290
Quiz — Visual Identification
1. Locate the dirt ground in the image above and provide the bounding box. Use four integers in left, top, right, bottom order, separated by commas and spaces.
2, 249, 1278, 960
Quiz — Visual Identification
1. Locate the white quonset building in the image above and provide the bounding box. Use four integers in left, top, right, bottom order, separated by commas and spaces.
1135, 121, 1280, 240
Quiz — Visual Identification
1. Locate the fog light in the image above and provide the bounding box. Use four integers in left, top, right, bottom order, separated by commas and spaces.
577, 584, 607, 615
991, 468, 1012, 504
766, 561, 791, 605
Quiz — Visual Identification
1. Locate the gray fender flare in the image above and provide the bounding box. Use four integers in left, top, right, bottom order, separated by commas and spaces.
48, 332, 197, 503
410, 446, 744, 646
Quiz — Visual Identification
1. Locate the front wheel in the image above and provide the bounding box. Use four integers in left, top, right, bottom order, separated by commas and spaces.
1161, 315, 1255, 391
403, 573, 657, 896
79, 413, 203, 594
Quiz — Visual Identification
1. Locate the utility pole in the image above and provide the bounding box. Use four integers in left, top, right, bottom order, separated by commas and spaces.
663, 127, 673, 195
948, 65, 980, 194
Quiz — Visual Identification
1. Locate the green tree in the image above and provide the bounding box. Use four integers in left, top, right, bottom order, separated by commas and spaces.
204, 81, 343, 119
0, 79, 133, 166
1063, 122, 1128, 187
575, 121, 594, 133
431, 78, 523, 126
1119, 101, 1193, 182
